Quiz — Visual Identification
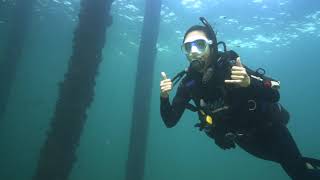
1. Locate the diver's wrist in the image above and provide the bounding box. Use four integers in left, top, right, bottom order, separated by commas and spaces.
160, 92, 169, 98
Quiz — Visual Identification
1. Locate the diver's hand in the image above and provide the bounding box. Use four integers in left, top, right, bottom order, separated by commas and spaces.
160, 72, 172, 98
225, 57, 250, 87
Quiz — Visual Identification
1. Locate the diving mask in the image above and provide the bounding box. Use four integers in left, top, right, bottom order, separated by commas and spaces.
181, 39, 213, 57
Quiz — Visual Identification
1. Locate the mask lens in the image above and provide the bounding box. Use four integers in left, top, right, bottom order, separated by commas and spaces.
195, 39, 207, 51
183, 42, 192, 53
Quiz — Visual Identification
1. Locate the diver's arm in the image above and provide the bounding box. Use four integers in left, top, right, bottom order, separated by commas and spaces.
160, 82, 190, 128
223, 50, 280, 102
245, 66, 280, 102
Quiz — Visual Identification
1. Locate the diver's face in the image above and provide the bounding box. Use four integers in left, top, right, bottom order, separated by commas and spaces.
183, 30, 211, 64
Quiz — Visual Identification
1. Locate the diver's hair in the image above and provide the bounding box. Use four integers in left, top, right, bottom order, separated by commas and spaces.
183, 25, 211, 42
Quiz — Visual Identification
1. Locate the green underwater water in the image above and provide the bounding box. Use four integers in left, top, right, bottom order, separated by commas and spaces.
0, 0, 319, 180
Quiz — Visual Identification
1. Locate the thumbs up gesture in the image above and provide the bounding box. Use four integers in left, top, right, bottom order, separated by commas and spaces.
225, 57, 251, 87
160, 72, 172, 98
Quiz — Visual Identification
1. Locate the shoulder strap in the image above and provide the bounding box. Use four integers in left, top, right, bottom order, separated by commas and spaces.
172, 69, 188, 87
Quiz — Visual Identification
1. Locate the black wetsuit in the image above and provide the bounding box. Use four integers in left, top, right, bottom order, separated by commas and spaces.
160, 51, 320, 180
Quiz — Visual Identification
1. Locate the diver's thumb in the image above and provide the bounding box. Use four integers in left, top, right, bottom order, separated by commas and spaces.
161, 72, 168, 80
235, 57, 243, 67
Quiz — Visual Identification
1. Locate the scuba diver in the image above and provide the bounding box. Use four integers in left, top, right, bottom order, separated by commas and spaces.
160, 17, 320, 180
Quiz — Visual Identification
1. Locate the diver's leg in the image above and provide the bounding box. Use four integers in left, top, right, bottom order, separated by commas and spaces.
268, 124, 303, 179
270, 125, 320, 180
235, 124, 312, 179
235, 126, 283, 162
